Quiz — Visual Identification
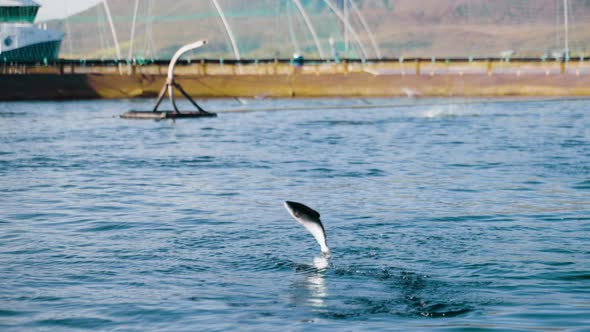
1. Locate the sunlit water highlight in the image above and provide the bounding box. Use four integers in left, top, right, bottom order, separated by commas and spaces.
1, 98, 589, 331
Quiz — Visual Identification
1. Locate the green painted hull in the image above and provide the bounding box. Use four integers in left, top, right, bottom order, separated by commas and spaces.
0, 40, 61, 62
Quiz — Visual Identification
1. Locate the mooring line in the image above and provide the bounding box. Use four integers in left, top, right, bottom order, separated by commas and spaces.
211, 96, 589, 114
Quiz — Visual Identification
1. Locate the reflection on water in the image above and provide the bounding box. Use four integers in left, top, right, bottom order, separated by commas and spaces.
291, 256, 329, 308
307, 256, 329, 307
312, 256, 330, 271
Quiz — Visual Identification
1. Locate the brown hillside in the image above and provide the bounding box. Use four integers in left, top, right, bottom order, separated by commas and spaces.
50, 0, 590, 59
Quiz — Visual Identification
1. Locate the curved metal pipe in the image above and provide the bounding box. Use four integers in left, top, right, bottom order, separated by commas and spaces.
128, 0, 140, 60
210, 0, 241, 61
348, 0, 382, 59
292, 0, 326, 59
168, 40, 208, 81
167, 40, 208, 113
321, 0, 369, 60
102, 0, 121, 60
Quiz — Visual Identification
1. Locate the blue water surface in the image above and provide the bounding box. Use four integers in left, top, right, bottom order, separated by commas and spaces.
1, 98, 589, 331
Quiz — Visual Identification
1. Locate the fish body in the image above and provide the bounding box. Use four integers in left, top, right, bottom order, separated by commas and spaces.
284, 201, 330, 256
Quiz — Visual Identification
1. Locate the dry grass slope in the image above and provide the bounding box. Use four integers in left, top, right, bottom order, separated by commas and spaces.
50, 0, 590, 59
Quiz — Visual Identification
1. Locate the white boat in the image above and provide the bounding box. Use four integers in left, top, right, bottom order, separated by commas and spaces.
0, 0, 62, 61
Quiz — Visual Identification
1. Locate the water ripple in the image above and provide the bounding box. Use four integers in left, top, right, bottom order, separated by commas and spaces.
1, 98, 589, 331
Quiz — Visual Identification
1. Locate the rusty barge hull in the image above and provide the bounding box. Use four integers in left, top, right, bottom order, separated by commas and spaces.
1, 59, 590, 100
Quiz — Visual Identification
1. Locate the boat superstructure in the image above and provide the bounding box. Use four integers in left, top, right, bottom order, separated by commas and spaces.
0, 0, 62, 61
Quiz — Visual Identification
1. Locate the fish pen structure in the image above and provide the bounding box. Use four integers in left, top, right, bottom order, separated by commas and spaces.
2, 0, 590, 100
43, 0, 589, 62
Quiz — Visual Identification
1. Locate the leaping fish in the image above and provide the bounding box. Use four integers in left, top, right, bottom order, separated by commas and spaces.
284, 201, 330, 256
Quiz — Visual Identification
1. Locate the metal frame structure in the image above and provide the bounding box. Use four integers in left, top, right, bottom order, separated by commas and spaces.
151, 40, 214, 116
210, 0, 241, 61
114, 0, 381, 62
128, 0, 139, 60
292, 0, 326, 59
102, 0, 121, 60
321, 0, 369, 61
347, 0, 382, 59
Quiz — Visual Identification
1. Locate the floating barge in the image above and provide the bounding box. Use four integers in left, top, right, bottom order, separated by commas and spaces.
1, 58, 590, 100
120, 111, 217, 119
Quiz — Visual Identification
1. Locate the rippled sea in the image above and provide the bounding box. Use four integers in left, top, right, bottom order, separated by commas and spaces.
1, 98, 589, 331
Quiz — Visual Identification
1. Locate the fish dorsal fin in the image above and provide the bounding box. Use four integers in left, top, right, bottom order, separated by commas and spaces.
308, 207, 320, 219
